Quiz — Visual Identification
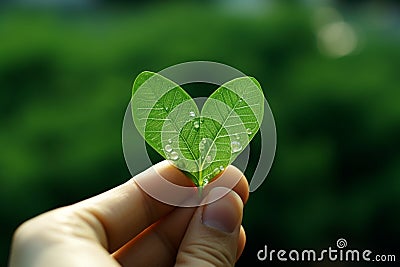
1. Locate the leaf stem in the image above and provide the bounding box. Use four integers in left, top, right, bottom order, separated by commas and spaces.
199, 168, 203, 187
198, 185, 203, 198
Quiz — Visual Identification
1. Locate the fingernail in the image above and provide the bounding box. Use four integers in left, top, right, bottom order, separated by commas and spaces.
202, 187, 243, 233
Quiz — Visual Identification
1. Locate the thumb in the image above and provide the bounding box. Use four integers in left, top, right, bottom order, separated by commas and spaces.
175, 187, 243, 267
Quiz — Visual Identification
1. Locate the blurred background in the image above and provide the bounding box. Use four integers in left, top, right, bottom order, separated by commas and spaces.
1, 0, 399, 266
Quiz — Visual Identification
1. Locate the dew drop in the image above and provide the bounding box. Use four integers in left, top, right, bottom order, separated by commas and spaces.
193, 120, 200, 129
219, 165, 225, 171
165, 107, 169, 111
246, 128, 253, 135
164, 144, 173, 153
234, 133, 240, 140
231, 141, 242, 153
189, 111, 195, 117
203, 179, 209, 186
199, 143, 205, 151
199, 139, 206, 151
168, 139, 172, 144
170, 151, 179, 160
239, 99, 243, 102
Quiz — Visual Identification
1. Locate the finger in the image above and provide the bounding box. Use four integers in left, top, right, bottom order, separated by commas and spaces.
237, 226, 246, 260
113, 176, 248, 266
75, 161, 193, 252
175, 187, 243, 267
114, 205, 196, 266
113, 214, 246, 267
75, 161, 249, 253
10, 208, 121, 267
210, 165, 249, 204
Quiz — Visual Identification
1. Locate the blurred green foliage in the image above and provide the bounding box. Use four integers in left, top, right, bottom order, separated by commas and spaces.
1, 1, 400, 266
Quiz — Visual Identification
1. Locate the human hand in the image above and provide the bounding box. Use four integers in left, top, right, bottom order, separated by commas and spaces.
9, 161, 249, 267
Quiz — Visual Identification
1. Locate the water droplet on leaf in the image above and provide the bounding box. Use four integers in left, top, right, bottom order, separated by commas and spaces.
193, 120, 200, 129
170, 151, 179, 160
164, 144, 173, 153
219, 165, 225, 171
231, 141, 242, 153
168, 139, 172, 144
199, 138, 208, 151
246, 128, 253, 135
189, 111, 195, 117
199, 145, 204, 151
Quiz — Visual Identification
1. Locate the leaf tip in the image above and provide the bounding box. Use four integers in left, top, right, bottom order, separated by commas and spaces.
132, 71, 156, 96
248, 76, 262, 91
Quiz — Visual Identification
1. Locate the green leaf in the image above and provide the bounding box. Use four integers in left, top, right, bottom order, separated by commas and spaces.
131, 71, 264, 187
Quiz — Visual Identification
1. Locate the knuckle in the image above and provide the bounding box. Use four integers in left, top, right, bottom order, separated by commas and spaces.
12, 207, 108, 252
12, 217, 48, 252
12, 208, 81, 247
13, 220, 34, 245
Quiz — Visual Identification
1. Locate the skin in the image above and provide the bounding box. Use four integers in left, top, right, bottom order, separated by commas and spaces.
9, 161, 249, 267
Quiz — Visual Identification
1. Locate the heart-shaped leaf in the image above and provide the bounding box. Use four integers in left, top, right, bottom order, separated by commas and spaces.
131, 71, 264, 187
